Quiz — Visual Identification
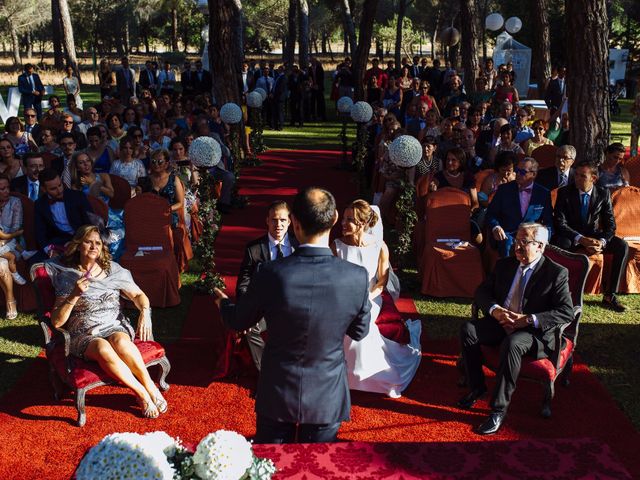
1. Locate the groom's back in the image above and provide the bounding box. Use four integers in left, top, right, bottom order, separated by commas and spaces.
254, 247, 370, 424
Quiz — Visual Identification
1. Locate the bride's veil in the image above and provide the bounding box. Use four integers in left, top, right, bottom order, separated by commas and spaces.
367, 205, 401, 300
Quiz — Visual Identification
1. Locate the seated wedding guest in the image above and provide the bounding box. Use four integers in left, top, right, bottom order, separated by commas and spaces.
536, 144, 575, 191
77, 106, 102, 136
0, 139, 25, 181
126, 126, 150, 163
69, 151, 114, 202
522, 119, 554, 157
38, 128, 62, 158
11, 152, 45, 201
58, 113, 88, 150
47, 225, 167, 418
52, 133, 77, 187
236, 201, 298, 372
22, 108, 42, 146
553, 160, 628, 312
3, 116, 37, 157
513, 108, 534, 144
415, 135, 439, 182
458, 222, 573, 435
417, 109, 441, 141
405, 102, 429, 138
0, 174, 27, 286
460, 127, 485, 173
478, 151, 516, 209
476, 117, 508, 163
109, 137, 147, 195
64, 95, 84, 124
215, 187, 370, 444
486, 157, 553, 257
85, 126, 115, 174
597, 142, 630, 191
466, 106, 484, 139
136, 149, 184, 227
489, 124, 524, 163
431, 147, 479, 211
147, 120, 172, 151
33, 168, 94, 262
333, 199, 421, 398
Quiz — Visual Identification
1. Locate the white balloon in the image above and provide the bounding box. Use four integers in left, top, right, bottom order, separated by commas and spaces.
485, 13, 504, 32
336, 96, 354, 114
505, 16, 523, 34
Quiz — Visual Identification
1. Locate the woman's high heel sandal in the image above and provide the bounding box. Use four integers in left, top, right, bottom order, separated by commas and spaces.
152, 391, 168, 414
5, 300, 17, 320
137, 396, 160, 419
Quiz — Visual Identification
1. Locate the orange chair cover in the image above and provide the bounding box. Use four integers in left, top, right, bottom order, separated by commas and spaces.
531, 144, 557, 169
118, 193, 181, 308
86, 195, 109, 223
610, 186, 640, 293
474, 169, 493, 193
624, 156, 640, 187
108, 174, 132, 211
419, 188, 484, 298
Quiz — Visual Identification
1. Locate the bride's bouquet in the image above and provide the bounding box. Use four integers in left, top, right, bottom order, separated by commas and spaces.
76, 430, 276, 480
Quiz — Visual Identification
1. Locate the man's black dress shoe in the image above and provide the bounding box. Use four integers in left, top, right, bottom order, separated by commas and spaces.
457, 388, 487, 409
602, 294, 626, 313
477, 411, 506, 435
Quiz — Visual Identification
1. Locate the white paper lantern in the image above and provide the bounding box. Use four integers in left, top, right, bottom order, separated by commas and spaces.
350, 101, 373, 123
337, 96, 354, 114
505, 16, 523, 34
254, 87, 267, 102
485, 13, 504, 31
388, 135, 422, 168
219, 102, 242, 124
440, 27, 460, 47
189, 136, 222, 168
246, 91, 263, 108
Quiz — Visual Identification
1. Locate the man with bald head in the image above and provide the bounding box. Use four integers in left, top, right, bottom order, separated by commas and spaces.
215, 187, 371, 444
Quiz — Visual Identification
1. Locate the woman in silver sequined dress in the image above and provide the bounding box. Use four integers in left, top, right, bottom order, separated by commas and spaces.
47, 225, 167, 418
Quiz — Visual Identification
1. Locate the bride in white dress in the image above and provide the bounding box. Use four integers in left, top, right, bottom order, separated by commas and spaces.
332, 200, 422, 398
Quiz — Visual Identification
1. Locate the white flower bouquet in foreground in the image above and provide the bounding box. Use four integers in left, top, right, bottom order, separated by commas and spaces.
76, 430, 276, 480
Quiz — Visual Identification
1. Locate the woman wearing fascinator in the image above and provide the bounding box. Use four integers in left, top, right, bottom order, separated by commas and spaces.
332, 200, 421, 398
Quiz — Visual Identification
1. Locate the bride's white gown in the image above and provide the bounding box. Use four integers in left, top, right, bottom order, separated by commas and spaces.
335, 238, 422, 397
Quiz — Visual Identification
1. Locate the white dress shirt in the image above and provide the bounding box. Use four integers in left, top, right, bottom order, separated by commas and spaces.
268, 232, 294, 260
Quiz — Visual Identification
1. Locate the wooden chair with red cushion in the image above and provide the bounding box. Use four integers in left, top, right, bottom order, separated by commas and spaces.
609, 186, 640, 293
476, 244, 589, 418
419, 187, 485, 298
108, 174, 132, 211
118, 193, 181, 308
30, 263, 171, 427
531, 144, 557, 169
413, 173, 433, 263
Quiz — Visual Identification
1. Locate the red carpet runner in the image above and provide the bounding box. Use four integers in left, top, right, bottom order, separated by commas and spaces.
0, 150, 637, 478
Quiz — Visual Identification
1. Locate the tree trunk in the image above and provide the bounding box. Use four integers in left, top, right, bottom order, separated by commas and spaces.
171, 7, 179, 51
460, 0, 479, 94
25, 32, 33, 58
353, 0, 379, 100
297, 0, 310, 69
321, 30, 327, 54
480, 0, 489, 61
285, 0, 297, 67
395, 0, 407, 69
432, 7, 441, 60
9, 24, 22, 66
57, 0, 81, 80
123, 21, 130, 55
209, 0, 244, 104
51, 0, 65, 69
530, 0, 552, 93
566, 0, 610, 164
339, 0, 358, 57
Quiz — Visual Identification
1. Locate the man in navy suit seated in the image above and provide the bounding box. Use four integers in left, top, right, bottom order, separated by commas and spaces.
32, 168, 93, 263
215, 187, 370, 444
486, 157, 553, 257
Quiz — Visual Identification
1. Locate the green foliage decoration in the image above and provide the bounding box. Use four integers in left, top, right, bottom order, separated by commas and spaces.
393, 180, 417, 265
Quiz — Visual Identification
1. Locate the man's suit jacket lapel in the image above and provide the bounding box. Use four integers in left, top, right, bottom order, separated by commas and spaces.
499, 257, 521, 306
259, 235, 270, 262
587, 186, 598, 226
521, 256, 546, 312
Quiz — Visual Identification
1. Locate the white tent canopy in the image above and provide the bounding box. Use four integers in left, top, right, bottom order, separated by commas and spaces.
492, 32, 532, 99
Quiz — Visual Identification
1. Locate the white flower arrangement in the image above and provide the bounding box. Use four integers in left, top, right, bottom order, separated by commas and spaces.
350, 101, 373, 123
389, 135, 423, 167
336, 96, 354, 114
220, 103, 243, 124
76, 432, 176, 480
253, 87, 267, 102
246, 91, 263, 108
78, 430, 276, 480
189, 136, 222, 168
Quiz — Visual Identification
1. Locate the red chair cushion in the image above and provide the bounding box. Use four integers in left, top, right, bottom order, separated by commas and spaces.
375, 292, 410, 344
48, 340, 166, 390
481, 339, 574, 382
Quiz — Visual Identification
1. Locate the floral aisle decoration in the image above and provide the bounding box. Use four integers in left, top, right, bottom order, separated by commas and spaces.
336, 96, 354, 169
350, 101, 374, 193
247, 91, 266, 158
388, 135, 422, 264
189, 136, 225, 293
76, 430, 276, 480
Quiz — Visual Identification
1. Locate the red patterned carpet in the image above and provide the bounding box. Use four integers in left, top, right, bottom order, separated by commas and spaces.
0, 150, 637, 479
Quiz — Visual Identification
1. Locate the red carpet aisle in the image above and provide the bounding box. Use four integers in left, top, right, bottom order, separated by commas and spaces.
0, 150, 637, 478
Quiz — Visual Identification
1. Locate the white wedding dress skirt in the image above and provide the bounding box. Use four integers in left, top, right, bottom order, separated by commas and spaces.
335, 238, 422, 398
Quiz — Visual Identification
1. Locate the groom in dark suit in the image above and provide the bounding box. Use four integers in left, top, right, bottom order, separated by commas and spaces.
459, 222, 573, 434
216, 187, 371, 443
236, 200, 298, 371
